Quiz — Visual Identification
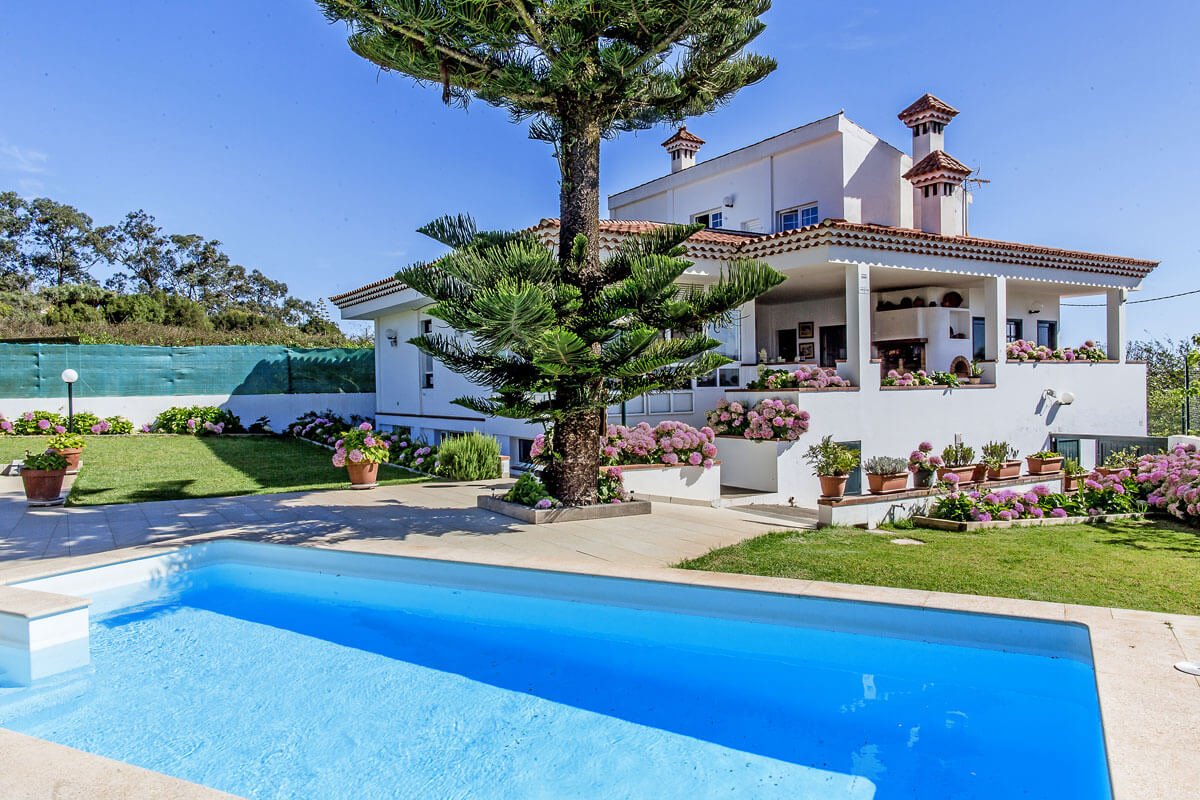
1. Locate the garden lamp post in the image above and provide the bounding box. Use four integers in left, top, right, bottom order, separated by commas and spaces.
61, 369, 78, 433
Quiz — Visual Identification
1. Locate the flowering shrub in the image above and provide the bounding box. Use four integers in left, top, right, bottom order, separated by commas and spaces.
71, 412, 102, 433
287, 410, 359, 447
908, 441, 943, 474
13, 411, 66, 435
331, 422, 392, 467
152, 406, 242, 435
597, 467, 630, 504
503, 472, 558, 508
931, 472, 1141, 523
89, 416, 134, 435
882, 370, 935, 387
602, 421, 718, 468
1006, 339, 1107, 362
747, 366, 851, 390
705, 397, 810, 440
1137, 445, 1200, 524
0, 415, 12, 435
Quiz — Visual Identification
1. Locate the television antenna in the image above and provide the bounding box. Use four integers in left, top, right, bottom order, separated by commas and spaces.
961, 167, 990, 236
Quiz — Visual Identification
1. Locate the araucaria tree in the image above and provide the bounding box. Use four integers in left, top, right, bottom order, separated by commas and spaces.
319, 0, 780, 504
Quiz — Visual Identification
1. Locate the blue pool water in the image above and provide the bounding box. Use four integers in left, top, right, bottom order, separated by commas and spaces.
0, 560, 1110, 799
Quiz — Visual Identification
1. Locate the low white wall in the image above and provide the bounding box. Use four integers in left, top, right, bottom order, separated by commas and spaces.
620, 464, 721, 503
0, 393, 375, 429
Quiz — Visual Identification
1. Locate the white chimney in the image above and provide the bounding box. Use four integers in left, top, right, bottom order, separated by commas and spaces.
898, 93, 959, 161
661, 126, 704, 173
904, 151, 972, 236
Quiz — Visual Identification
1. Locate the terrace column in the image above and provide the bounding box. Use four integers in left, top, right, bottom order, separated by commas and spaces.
844, 262, 874, 387
1106, 288, 1127, 362
983, 276, 1007, 361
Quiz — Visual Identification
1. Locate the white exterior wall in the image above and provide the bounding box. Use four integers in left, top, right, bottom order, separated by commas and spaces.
841, 122, 912, 227
755, 297, 845, 362
0, 393, 373, 430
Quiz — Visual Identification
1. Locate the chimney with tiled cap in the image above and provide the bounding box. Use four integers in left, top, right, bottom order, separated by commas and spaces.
662, 126, 704, 173
899, 94, 970, 236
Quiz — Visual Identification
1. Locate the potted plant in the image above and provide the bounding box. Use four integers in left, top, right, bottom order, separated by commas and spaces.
907, 441, 943, 488
804, 435, 859, 499
981, 441, 1021, 480
864, 455, 909, 495
968, 361, 984, 385
331, 422, 391, 488
1097, 447, 1138, 476
1062, 458, 1086, 492
20, 450, 69, 503
1026, 449, 1065, 475
938, 442, 977, 484
46, 430, 86, 474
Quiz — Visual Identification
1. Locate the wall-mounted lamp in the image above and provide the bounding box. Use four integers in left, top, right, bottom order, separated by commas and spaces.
722, 194, 735, 208
384, 329, 398, 347
1028, 302, 1043, 314
1043, 388, 1075, 405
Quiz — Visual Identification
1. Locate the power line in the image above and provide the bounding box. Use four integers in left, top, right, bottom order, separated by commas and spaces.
1060, 287, 1200, 307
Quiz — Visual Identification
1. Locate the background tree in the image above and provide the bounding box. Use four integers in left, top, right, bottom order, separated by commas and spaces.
319, 0, 777, 503
1130, 335, 1200, 435
0, 191, 34, 291
24, 197, 105, 286
98, 209, 173, 293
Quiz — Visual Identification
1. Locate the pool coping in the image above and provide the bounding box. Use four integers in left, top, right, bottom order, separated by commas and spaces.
0, 539, 1197, 800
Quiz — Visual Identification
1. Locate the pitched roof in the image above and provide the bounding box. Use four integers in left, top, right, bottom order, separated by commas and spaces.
903, 150, 973, 180
897, 93, 959, 124
661, 126, 705, 148
331, 219, 1158, 309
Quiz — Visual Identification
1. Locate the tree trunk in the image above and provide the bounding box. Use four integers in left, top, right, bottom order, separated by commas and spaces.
547, 104, 603, 506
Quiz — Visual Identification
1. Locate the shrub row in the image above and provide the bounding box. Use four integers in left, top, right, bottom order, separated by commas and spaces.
0, 410, 133, 436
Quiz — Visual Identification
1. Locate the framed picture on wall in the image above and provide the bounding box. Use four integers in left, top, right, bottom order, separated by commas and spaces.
798, 342, 816, 361
797, 321, 814, 339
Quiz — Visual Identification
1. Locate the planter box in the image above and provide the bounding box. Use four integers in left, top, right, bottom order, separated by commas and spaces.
937, 465, 977, 484
1064, 474, 1082, 492
866, 472, 909, 495
1026, 456, 1064, 475
912, 512, 1144, 532
986, 461, 1022, 480
477, 495, 652, 524
617, 463, 721, 503
714, 436, 806, 493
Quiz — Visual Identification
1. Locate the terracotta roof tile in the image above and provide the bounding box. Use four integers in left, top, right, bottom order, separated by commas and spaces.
661, 126, 705, 147
897, 93, 960, 124
903, 150, 972, 180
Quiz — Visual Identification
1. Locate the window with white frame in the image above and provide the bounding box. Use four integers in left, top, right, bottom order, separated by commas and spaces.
692, 209, 723, 229
778, 204, 818, 232
695, 314, 741, 388
420, 319, 435, 388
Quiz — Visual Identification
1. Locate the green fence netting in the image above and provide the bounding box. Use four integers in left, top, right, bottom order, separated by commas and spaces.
0, 344, 374, 398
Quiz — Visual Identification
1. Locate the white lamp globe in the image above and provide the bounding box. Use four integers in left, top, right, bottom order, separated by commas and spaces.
61, 369, 79, 384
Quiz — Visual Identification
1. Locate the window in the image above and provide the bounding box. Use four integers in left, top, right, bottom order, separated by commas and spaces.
516, 438, 535, 466
695, 316, 741, 388
972, 317, 986, 360
1006, 319, 1023, 343
421, 319, 435, 388
692, 210, 722, 229
779, 205, 818, 232
1037, 320, 1058, 350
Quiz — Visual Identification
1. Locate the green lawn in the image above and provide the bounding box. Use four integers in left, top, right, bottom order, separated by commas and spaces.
678, 520, 1200, 615
1, 435, 425, 506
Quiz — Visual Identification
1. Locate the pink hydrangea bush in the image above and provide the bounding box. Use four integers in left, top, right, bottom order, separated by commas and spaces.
602, 421, 718, 469
0, 415, 12, 435
1137, 445, 1200, 524
13, 411, 66, 435
331, 421, 391, 468
748, 366, 851, 391
882, 369, 935, 387
932, 471, 1141, 523
907, 441, 944, 473
706, 397, 810, 441
1006, 339, 1107, 362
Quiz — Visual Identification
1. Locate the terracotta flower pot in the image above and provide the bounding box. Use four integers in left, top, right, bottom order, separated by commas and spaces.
51, 447, 82, 474
346, 461, 379, 488
971, 463, 989, 483
819, 475, 849, 499
867, 472, 909, 495
968, 375, 982, 385
1095, 467, 1123, 477
21, 468, 66, 503
937, 465, 977, 485
986, 461, 1022, 481
1026, 456, 1064, 475
1063, 474, 1081, 492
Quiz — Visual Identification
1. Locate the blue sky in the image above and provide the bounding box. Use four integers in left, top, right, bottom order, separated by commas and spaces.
2, 1, 1196, 342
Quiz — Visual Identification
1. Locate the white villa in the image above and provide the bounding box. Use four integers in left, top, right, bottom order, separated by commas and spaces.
332, 94, 1158, 504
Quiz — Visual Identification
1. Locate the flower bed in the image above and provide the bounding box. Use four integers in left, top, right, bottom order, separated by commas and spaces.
287, 410, 437, 471
1137, 444, 1200, 525
881, 370, 960, 387
602, 421, 718, 468
705, 398, 810, 440
930, 471, 1141, 523
746, 366, 850, 391
1006, 339, 1106, 362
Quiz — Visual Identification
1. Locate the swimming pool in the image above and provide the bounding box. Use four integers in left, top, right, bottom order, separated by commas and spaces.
0, 541, 1111, 799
